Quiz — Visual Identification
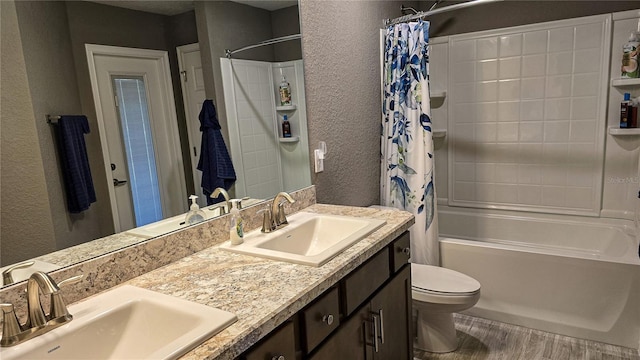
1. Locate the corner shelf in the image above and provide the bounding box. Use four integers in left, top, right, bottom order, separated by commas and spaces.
279, 136, 299, 143
276, 105, 297, 111
433, 129, 447, 139
611, 78, 640, 87
430, 91, 447, 99
608, 126, 640, 136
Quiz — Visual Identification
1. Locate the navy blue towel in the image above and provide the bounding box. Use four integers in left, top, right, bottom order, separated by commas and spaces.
55, 115, 96, 213
196, 100, 236, 205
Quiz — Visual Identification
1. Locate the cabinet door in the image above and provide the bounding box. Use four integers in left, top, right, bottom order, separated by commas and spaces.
244, 321, 296, 360
309, 304, 373, 360
370, 265, 412, 360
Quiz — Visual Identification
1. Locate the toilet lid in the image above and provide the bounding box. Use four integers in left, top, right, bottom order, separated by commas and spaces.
412, 264, 480, 295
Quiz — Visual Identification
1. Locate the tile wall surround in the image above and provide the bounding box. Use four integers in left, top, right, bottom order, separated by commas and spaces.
0, 186, 317, 323
446, 15, 610, 216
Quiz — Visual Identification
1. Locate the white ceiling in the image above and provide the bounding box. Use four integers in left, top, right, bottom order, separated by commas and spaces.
87, 0, 297, 16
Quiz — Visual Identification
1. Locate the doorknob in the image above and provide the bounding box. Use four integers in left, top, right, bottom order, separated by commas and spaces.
113, 178, 128, 186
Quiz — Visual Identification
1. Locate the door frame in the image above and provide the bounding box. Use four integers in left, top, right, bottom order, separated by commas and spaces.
85, 44, 187, 232
176, 43, 205, 204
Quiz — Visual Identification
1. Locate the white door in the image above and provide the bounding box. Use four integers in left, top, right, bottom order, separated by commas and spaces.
177, 43, 207, 206
86, 45, 187, 232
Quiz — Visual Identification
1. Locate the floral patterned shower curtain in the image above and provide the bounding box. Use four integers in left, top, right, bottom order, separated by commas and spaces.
381, 21, 438, 266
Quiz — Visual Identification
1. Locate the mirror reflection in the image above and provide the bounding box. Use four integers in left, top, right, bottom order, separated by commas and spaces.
0, 0, 310, 287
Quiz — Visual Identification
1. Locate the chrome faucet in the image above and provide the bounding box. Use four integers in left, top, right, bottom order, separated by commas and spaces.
210, 187, 230, 215
271, 192, 295, 229
1, 271, 82, 347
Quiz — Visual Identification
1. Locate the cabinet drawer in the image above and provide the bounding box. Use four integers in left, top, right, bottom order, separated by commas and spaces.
390, 232, 411, 273
243, 321, 296, 360
302, 287, 340, 353
342, 248, 390, 316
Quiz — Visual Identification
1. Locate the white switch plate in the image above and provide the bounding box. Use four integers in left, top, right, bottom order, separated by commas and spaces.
314, 149, 324, 173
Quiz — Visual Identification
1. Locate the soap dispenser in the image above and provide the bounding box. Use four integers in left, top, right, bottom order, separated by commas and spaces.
228, 199, 244, 245
185, 195, 206, 225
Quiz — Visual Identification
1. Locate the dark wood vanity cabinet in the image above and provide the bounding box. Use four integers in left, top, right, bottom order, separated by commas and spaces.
242, 321, 297, 360
240, 232, 412, 360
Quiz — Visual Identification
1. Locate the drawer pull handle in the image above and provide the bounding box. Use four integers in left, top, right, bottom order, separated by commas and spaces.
372, 314, 380, 353
378, 309, 385, 344
402, 247, 411, 256
322, 314, 334, 326
271, 356, 285, 360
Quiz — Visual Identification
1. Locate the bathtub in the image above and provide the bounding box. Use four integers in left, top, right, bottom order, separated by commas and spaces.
438, 207, 640, 349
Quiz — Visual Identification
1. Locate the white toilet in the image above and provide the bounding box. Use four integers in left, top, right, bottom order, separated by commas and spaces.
411, 264, 481, 353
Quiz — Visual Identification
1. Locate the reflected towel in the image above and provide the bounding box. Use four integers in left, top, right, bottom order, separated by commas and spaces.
196, 100, 236, 205
55, 115, 96, 213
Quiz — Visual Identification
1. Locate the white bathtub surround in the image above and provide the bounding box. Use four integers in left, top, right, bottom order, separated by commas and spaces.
446, 15, 611, 217
438, 206, 640, 349
381, 21, 439, 266
220, 58, 310, 200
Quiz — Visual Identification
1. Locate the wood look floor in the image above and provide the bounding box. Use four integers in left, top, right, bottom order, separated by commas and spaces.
413, 314, 640, 360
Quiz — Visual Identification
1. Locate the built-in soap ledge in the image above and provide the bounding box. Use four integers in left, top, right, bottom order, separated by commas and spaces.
433, 129, 447, 139
430, 91, 446, 98
611, 78, 640, 87
608, 126, 640, 136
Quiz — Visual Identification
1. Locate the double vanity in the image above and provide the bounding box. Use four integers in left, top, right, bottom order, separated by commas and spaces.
0, 188, 414, 360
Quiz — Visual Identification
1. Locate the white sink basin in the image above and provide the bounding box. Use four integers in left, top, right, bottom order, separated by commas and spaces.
219, 212, 386, 266
0, 285, 237, 360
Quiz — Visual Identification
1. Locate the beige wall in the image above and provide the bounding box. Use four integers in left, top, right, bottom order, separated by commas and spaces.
196, 0, 276, 147
272, 5, 302, 62
14, 0, 107, 254
299, 0, 412, 206
423, 1, 640, 37
2, 0, 198, 264
1, 1, 56, 265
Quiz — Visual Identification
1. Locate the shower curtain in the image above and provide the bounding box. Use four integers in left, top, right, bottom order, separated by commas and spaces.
381, 21, 438, 266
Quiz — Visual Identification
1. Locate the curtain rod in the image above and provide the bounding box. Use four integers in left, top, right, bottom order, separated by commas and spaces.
383, 0, 503, 27
225, 34, 302, 58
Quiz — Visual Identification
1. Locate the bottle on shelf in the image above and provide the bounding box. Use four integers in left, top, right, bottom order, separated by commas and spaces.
279, 75, 292, 106
622, 27, 640, 78
621, 92, 633, 129
630, 95, 639, 128
282, 115, 292, 138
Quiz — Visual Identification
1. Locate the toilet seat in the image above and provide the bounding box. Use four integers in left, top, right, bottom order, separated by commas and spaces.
412, 264, 480, 303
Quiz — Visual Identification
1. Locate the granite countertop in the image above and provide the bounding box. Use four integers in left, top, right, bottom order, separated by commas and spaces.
103, 204, 414, 360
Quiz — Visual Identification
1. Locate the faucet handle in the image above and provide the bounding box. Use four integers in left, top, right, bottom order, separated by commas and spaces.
208, 202, 227, 215
50, 275, 83, 319
1, 303, 23, 345
2, 261, 35, 286
277, 202, 289, 226
257, 208, 276, 233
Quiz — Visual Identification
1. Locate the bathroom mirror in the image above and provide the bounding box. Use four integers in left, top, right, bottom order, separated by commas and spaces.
0, 0, 310, 287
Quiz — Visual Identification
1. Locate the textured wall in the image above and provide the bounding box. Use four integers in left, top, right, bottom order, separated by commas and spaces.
165, 10, 199, 197
14, 0, 106, 254
299, 0, 411, 206
2, 1, 197, 264
197, 0, 275, 147
422, 1, 640, 37
271, 5, 302, 62
1, 1, 56, 265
